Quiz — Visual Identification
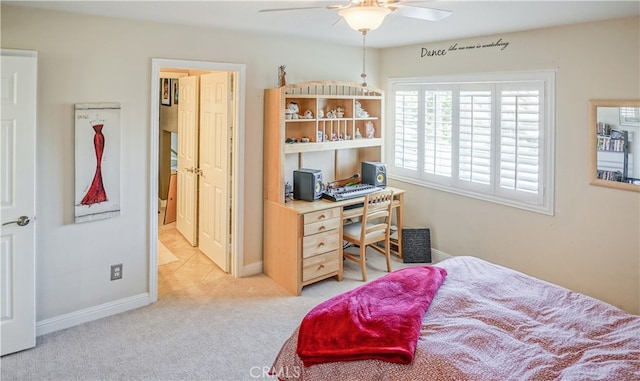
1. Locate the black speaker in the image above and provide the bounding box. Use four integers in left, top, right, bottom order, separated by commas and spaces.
361, 161, 386, 188
293, 168, 323, 201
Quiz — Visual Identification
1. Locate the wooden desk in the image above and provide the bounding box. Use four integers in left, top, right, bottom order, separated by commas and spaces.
263, 187, 405, 295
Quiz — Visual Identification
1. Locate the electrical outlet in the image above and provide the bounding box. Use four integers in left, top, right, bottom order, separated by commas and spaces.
111, 264, 123, 281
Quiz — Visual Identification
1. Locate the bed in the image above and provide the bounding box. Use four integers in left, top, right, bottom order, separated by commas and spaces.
270, 256, 640, 380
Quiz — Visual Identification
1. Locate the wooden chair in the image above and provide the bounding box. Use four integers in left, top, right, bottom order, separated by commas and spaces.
342, 190, 394, 281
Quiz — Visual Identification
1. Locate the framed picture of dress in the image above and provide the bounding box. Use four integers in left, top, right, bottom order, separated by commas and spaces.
161, 78, 171, 106
74, 102, 121, 223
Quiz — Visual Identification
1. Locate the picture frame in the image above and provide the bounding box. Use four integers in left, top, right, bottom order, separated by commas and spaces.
74, 102, 122, 223
172, 79, 179, 105
161, 78, 171, 106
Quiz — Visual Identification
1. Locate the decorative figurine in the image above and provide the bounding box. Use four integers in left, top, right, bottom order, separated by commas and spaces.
287, 102, 299, 119
366, 121, 375, 138
284, 182, 293, 199
355, 128, 363, 139
303, 110, 313, 119
355, 101, 369, 118
278, 65, 286, 87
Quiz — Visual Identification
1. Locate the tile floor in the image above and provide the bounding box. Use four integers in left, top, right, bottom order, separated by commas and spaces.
157, 210, 225, 298
157, 209, 288, 299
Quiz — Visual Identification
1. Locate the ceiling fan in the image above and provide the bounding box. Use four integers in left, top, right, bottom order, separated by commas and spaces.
259, 0, 452, 33
260, 1, 452, 87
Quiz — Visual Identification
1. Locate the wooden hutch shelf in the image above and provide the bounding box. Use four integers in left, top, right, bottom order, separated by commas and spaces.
263, 81, 386, 294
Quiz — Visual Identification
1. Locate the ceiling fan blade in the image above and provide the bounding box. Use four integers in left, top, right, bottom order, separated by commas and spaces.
389, 5, 452, 21
259, 6, 334, 13
259, 2, 351, 13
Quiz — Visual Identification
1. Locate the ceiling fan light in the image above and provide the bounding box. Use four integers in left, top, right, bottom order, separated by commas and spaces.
339, 6, 391, 32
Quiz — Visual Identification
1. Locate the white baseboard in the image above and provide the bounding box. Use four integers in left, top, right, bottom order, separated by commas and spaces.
243, 261, 263, 277
36, 293, 151, 336
431, 248, 453, 263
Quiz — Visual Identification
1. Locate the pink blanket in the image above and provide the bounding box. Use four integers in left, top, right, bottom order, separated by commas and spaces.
296, 266, 447, 366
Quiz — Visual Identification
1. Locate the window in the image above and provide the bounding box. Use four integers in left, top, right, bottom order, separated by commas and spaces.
620, 106, 640, 126
388, 71, 555, 214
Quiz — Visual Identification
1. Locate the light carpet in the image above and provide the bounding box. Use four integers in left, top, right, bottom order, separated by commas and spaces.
1, 248, 439, 381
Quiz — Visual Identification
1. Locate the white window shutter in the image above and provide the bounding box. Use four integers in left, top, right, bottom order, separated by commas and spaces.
424, 90, 453, 177
389, 71, 554, 214
459, 90, 492, 185
500, 89, 541, 194
394, 90, 420, 171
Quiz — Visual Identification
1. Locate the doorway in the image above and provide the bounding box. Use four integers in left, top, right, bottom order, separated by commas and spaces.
149, 59, 246, 302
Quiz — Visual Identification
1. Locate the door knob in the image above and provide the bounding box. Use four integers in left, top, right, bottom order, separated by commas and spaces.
186, 167, 203, 175
2, 216, 30, 227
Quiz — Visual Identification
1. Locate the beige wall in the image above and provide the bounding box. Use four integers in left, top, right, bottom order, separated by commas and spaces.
379, 17, 640, 313
1, 5, 377, 322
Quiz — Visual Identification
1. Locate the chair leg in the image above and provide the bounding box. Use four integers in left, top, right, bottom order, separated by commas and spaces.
385, 237, 392, 273
360, 244, 367, 282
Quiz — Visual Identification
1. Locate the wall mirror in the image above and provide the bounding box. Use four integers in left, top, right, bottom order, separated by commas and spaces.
589, 99, 640, 192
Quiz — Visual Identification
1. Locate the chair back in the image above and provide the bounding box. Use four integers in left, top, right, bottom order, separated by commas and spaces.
360, 190, 394, 242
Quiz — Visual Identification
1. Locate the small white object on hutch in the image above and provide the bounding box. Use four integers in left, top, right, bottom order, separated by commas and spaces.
263, 81, 385, 295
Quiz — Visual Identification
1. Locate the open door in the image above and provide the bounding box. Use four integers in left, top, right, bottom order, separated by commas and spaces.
176, 76, 199, 246
198, 72, 230, 271
1, 50, 37, 356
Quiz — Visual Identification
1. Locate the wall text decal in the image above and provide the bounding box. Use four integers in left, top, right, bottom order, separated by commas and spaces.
421, 38, 510, 58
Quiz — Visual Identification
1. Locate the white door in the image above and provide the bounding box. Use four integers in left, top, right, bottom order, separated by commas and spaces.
198, 73, 230, 271
176, 76, 199, 246
0, 50, 37, 356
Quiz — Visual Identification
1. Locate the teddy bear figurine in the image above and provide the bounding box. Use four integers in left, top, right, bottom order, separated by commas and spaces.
287, 102, 300, 119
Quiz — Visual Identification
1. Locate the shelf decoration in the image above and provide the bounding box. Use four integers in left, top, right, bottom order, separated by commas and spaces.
276, 81, 383, 154
278, 65, 287, 87
287, 101, 299, 119
355, 101, 369, 118
365, 121, 375, 138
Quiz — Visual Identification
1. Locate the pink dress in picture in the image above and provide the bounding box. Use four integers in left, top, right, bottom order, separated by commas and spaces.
80, 122, 108, 205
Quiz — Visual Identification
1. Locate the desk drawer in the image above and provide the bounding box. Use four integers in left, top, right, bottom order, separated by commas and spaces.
302, 250, 339, 282
304, 208, 340, 224
304, 218, 340, 236
303, 230, 340, 258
